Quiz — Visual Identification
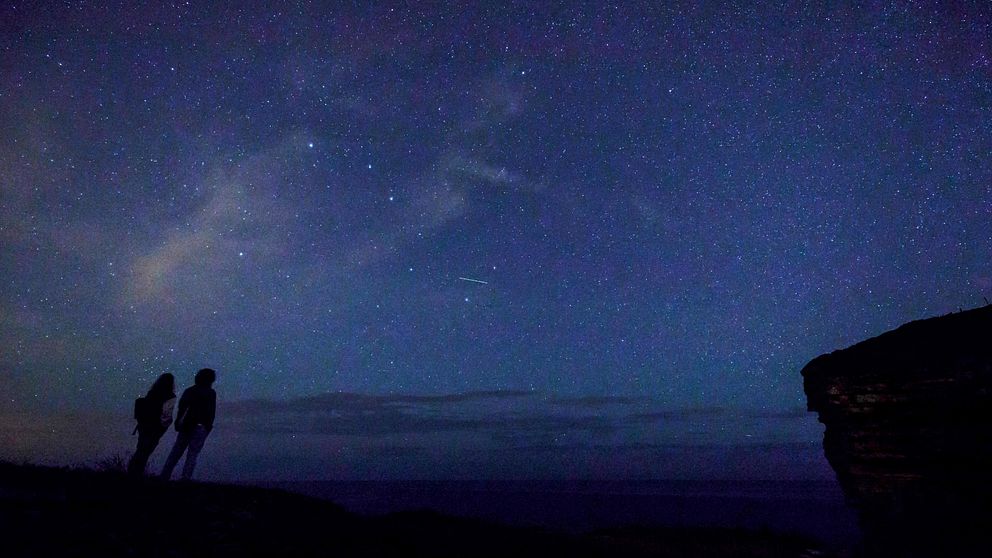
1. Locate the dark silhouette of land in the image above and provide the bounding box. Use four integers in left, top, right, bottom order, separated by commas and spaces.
803, 304, 992, 557
0, 461, 828, 557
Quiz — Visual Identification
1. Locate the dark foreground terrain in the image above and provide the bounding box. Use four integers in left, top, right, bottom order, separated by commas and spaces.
0, 462, 830, 557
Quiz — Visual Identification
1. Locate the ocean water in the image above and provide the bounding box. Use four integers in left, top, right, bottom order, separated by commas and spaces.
267, 479, 860, 546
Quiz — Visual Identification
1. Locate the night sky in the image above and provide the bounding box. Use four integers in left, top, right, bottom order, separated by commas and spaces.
2, 2, 990, 480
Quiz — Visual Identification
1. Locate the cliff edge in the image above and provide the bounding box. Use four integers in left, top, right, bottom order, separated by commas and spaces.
802, 305, 992, 556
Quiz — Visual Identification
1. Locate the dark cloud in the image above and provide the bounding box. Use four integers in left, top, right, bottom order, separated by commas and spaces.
627, 407, 813, 423
548, 395, 652, 408
229, 389, 532, 412
223, 390, 616, 438
226, 390, 534, 413
745, 407, 811, 419
628, 407, 728, 422
222, 391, 814, 439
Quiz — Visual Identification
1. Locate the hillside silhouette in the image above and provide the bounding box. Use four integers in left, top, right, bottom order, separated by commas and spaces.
0, 461, 827, 557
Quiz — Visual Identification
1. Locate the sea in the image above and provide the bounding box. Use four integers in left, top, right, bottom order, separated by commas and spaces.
265, 479, 860, 547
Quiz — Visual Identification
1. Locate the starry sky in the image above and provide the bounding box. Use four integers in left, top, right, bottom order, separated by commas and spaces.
1, 1, 990, 480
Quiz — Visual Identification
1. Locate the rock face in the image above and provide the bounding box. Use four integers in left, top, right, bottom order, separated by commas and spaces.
802, 305, 992, 556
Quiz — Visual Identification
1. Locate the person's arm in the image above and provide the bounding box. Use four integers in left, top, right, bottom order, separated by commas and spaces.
161, 397, 175, 429
175, 390, 190, 430
204, 390, 216, 431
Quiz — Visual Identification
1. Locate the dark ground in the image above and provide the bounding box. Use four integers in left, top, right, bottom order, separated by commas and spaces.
0, 461, 836, 557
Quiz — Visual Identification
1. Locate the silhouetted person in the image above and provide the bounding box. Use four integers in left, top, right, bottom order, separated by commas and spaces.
160, 368, 216, 480
127, 373, 176, 476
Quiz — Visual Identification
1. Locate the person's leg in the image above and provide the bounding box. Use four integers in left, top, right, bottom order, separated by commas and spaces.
180, 425, 210, 480
127, 431, 154, 476
127, 430, 161, 476
160, 431, 190, 480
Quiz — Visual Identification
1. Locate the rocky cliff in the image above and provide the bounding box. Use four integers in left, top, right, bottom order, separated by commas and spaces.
802, 305, 992, 556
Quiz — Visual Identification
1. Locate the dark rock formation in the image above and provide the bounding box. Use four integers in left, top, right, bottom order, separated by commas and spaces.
802, 305, 992, 556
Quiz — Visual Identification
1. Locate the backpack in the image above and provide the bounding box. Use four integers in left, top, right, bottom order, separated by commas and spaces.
134, 396, 159, 425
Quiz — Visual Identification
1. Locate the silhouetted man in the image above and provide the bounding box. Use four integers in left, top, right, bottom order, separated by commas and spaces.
160, 368, 216, 480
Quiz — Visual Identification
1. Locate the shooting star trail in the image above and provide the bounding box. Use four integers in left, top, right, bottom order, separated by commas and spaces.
458, 277, 489, 285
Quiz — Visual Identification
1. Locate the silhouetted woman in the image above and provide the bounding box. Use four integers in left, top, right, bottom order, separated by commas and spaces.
127, 373, 176, 476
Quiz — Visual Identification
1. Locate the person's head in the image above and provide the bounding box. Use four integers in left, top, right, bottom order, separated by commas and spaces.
149, 373, 175, 396
194, 368, 216, 387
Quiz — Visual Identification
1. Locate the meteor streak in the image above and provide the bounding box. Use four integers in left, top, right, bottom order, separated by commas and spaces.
458, 276, 489, 285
